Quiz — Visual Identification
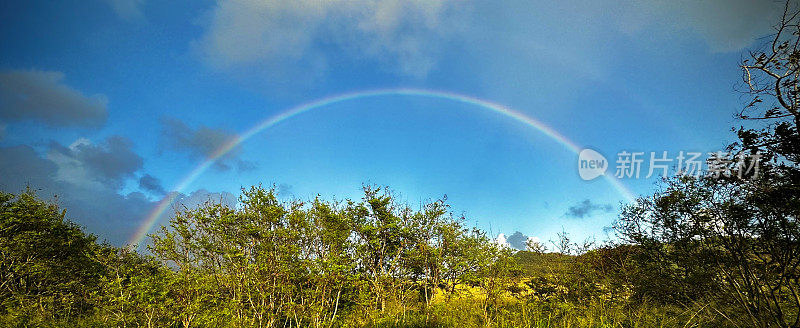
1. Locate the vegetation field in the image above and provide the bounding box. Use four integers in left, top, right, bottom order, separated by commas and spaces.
3, 2, 800, 328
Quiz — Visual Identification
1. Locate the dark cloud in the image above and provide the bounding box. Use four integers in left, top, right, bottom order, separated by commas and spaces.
0, 143, 146, 245
138, 174, 165, 195
0, 145, 60, 192
495, 231, 541, 251
277, 183, 294, 197
48, 136, 142, 190
236, 159, 258, 172
0, 140, 232, 247
624, 0, 785, 52
506, 231, 528, 250
160, 118, 252, 171
564, 199, 614, 219
0, 70, 108, 127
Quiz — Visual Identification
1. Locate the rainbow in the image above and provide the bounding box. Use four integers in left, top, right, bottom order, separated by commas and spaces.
128, 88, 636, 247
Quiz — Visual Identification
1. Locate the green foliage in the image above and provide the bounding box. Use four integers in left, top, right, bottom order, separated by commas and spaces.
6, 3, 800, 327
129, 184, 523, 327
611, 4, 800, 326
0, 187, 751, 328
0, 190, 106, 325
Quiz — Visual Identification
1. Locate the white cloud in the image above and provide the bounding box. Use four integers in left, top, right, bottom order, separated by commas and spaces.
525, 236, 547, 251
194, 0, 467, 79
103, 0, 146, 21
494, 233, 509, 248
0, 69, 108, 127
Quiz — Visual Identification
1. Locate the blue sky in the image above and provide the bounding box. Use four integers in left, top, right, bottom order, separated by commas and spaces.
0, 0, 784, 247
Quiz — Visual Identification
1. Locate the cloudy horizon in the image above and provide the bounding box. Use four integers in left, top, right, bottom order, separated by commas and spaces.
0, 0, 784, 246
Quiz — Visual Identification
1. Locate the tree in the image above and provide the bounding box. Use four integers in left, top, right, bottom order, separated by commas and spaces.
0, 190, 106, 324
617, 2, 800, 326
95, 248, 172, 328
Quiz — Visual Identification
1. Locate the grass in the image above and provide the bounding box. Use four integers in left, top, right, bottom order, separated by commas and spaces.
333, 282, 736, 328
